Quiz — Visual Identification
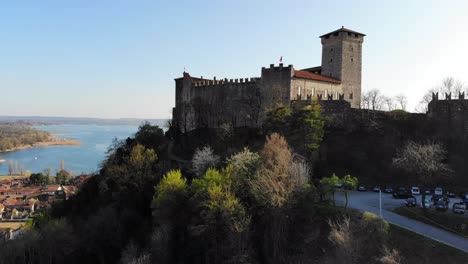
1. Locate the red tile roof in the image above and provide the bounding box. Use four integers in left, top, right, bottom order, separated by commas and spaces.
293, 70, 341, 84
301, 66, 322, 73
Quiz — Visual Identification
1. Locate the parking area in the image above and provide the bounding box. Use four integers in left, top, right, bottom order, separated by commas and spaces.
334, 190, 468, 253
336, 190, 467, 216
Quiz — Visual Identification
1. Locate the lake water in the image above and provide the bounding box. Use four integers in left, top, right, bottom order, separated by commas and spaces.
0, 125, 139, 175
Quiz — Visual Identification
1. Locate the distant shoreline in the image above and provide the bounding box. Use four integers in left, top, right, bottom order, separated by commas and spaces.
0, 138, 80, 153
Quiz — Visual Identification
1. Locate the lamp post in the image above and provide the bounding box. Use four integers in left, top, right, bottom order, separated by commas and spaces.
379, 189, 383, 218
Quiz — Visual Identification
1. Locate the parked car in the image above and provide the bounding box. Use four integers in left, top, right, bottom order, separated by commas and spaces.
421, 198, 431, 208
431, 194, 450, 205
434, 187, 443, 195
357, 184, 367, 191
334, 182, 343, 189
411, 187, 420, 195
435, 200, 448, 211
424, 187, 431, 195
461, 194, 468, 206
384, 186, 393, 193
393, 188, 411, 199
372, 186, 381, 192
405, 197, 417, 207
452, 202, 466, 214
447, 191, 456, 198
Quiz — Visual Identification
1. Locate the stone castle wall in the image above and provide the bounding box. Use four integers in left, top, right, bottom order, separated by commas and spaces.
428, 92, 468, 140
173, 76, 262, 133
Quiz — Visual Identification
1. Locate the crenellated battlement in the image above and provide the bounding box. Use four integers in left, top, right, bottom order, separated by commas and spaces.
431, 92, 467, 101
192, 77, 260, 87
261, 63, 294, 72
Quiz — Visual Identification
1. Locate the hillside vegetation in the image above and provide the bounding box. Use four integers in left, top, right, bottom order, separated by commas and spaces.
0, 125, 50, 151
0, 112, 465, 263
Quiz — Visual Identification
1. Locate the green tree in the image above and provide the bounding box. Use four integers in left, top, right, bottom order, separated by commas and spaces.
56, 170, 72, 185
127, 144, 158, 187
291, 102, 325, 158
30, 173, 48, 185
264, 104, 292, 134
320, 173, 340, 206
340, 174, 358, 209
226, 147, 260, 199
153, 170, 188, 212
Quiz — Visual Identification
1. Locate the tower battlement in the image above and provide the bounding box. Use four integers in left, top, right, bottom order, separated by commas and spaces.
192, 77, 260, 87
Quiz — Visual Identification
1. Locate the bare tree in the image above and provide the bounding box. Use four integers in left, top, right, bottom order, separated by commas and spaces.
417, 77, 467, 112
382, 96, 394, 111
394, 94, 407, 111
393, 141, 451, 209
416, 88, 437, 113
362, 89, 384, 110
8, 161, 13, 175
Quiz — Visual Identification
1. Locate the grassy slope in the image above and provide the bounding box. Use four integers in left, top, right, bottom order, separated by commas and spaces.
393, 206, 468, 237
389, 224, 468, 263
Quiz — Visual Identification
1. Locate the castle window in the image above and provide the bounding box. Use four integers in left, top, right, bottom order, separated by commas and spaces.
329, 58, 333, 63
351, 58, 354, 62
349, 93, 353, 99
330, 48, 334, 53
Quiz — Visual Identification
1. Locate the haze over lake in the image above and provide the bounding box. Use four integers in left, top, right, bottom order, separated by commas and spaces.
0, 124, 140, 175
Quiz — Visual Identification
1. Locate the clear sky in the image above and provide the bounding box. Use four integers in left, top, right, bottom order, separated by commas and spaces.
1, 0, 467, 118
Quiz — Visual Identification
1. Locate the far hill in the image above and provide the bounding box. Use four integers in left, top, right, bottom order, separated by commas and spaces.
0, 116, 168, 127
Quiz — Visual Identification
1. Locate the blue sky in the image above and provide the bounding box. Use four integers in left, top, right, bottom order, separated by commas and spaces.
1, 0, 467, 118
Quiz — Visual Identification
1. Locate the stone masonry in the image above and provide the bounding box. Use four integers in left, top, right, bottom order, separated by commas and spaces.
172, 27, 365, 133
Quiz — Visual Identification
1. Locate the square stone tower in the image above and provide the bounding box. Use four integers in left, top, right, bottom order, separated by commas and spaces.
320, 27, 365, 108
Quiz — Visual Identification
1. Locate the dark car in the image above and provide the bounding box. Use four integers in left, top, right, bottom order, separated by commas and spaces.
461, 194, 468, 206
372, 186, 381, 192
384, 186, 393, 193
393, 188, 411, 199
447, 191, 456, 198
357, 184, 367, 191
435, 200, 448, 211
405, 197, 417, 207
431, 195, 450, 205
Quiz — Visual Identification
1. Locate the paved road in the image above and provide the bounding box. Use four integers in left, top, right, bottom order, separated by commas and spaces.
335, 191, 468, 253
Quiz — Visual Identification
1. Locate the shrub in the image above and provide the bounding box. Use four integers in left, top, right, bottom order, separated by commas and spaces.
192, 146, 220, 177
191, 168, 231, 204
153, 170, 187, 209
226, 147, 260, 198
205, 185, 250, 233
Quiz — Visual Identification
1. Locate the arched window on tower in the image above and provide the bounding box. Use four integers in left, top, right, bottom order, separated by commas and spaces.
349, 92, 353, 100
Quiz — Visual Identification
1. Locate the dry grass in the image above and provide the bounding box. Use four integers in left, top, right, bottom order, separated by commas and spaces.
0, 222, 24, 230
0, 175, 29, 180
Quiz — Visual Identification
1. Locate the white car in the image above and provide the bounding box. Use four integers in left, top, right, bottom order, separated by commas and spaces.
434, 187, 443, 195
421, 198, 431, 208
411, 187, 420, 195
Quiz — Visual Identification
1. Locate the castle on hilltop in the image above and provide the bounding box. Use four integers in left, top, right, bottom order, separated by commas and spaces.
172, 27, 365, 133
